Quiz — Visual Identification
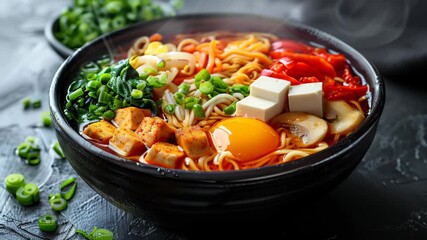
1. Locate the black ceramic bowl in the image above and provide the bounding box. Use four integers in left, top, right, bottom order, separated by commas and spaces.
44, 12, 74, 58
49, 13, 385, 231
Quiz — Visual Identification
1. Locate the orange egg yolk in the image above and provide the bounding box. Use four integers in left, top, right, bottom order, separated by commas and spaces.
208, 117, 280, 162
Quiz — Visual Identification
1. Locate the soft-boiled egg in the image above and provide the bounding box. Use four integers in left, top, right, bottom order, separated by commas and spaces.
208, 117, 280, 161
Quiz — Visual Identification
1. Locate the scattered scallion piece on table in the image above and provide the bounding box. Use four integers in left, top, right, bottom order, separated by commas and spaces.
22, 98, 31, 109
42, 111, 52, 127
16, 183, 40, 206
16, 136, 42, 166
16, 136, 41, 165
4, 173, 26, 196
60, 177, 77, 201
49, 196, 68, 212
38, 214, 58, 232
52, 141, 65, 159
31, 99, 42, 108
76, 227, 113, 240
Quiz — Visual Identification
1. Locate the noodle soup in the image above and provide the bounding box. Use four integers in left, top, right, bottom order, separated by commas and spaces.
64, 31, 369, 171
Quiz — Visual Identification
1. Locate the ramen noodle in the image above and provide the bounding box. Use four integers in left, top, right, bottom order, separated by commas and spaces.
64, 31, 369, 171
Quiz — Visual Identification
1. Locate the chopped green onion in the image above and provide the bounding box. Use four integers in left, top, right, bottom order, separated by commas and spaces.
146, 75, 167, 88
144, 67, 158, 76
86, 80, 101, 90
178, 83, 190, 94
183, 96, 200, 109
69, 88, 84, 101
139, 72, 149, 80
102, 110, 115, 120
38, 214, 58, 232
174, 92, 185, 104
195, 69, 210, 88
76, 227, 113, 240
136, 81, 146, 91
16, 137, 41, 165
131, 89, 143, 99
192, 104, 205, 119
16, 183, 40, 206
27, 153, 41, 166
53, 141, 65, 159
163, 104, 175, 115
22, 98, 31, 109
42, 111, 52, 127
92, 228, 114, 240
50, 197, 67, 212
16, 142, 31, 158
212, 76, 229, 93
199, 81, 214, 95
224, 101, 237, 115
157, 60, 165, 68
49, 193, 61, 201
60, 177, 77, 201
99, 73, 112, 84
32, 99, 42, 109
98, 90, 113, 105
4, 173, 26, 196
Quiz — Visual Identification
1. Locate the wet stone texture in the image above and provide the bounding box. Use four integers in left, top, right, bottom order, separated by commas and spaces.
1, 0, 427, 239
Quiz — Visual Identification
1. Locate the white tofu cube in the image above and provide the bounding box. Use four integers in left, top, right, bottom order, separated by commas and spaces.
288, 82, 324, 117
250, 76, 290, 112
236, 96, 281, 121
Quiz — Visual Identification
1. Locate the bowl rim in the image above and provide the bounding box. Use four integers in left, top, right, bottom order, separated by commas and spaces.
49, 12, 385, 182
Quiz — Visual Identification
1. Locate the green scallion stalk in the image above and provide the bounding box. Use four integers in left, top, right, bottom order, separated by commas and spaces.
50, 197, 67, 212
60, 177, 77, 201
178, 83, 190, 94
69, 88, 84, 101
163, 104, 176, 115
4, 173, 26, 196
192, 104, 205, 119
131, 89, 143, 99
174, 92, 185, 105
42, 111, 52, 127
31, 99, 42, 108
199, 81, 214, 95
22, 98, 31, 109
223, 101, 237, 115
53, 141, 65, 159
16, 183, 40, 206
38, 214, 58, 232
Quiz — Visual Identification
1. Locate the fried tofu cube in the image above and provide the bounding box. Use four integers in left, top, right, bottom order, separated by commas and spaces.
175, 125, 211, 158
135, 117, 175, 147
113, 107, 151, 130
109, 128, 145, 157
143, 142, 185, 169
82, 120, 116, 144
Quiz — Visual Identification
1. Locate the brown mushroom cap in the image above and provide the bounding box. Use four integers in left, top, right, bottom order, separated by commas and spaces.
269, 112, 328, 147
324, 100, 365, 135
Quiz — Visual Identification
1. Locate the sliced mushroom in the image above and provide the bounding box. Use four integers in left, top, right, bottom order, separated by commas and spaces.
269, 112, 328, 147
324, 100, 365, 135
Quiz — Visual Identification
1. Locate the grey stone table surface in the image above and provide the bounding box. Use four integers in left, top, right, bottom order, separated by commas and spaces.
1, 0, 427, 239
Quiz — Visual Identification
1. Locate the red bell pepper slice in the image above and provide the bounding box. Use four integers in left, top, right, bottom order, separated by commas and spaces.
323, 76, 368, 101
270, 51, 336, 78
271, 40, 313, 53
260, 69, 301, 85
